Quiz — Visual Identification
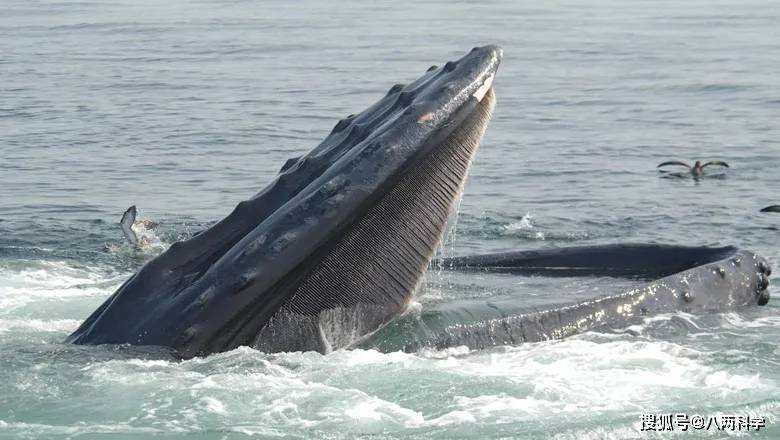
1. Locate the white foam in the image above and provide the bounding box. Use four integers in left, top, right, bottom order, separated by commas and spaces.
415, 338, 772, 421
616, 312, 702, 336
0, 318, 81, 334
721, 312, 780, 329
504, 213, 534, 231
426, 410, 477, 426
703, 371, 761, 391
0, 260, 125, 316
0, 420, 164, 437
502, 213, 545, 240
550, 424, 641, 440
320, 395, 424, 428
7, 337, 773, 438
129, 221, 166, 253
419, 345, 471, 359
325, 348, 412, 367
344, 401, 384, 421
198, 396, 228, 415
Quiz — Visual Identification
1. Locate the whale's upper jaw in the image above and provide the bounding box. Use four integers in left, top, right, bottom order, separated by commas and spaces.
66, 46, 502, 358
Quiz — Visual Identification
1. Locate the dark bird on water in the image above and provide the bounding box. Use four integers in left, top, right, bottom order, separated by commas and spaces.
760, 205, 780, 213
657, 160, 729, 178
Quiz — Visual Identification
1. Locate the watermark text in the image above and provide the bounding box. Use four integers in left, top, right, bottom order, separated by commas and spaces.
640, 413, 766, 432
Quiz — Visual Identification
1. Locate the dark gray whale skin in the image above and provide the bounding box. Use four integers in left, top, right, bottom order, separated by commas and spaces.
67, 46, 502, 358
364, 244, 771, 352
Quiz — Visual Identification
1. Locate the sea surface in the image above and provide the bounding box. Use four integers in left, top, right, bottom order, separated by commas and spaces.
1, 0, 779, 438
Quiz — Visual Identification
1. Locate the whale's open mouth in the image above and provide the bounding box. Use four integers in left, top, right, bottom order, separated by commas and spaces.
247, 86, 496, 354
67, 46, 502, 358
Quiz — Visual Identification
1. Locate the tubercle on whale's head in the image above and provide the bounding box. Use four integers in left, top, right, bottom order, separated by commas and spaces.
317, 45, 502, 151
754, 254, 771, 306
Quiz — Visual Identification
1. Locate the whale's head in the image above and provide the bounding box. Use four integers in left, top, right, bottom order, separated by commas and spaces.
67, 46, 502, 358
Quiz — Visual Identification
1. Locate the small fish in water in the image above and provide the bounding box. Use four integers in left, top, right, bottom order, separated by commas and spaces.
657, 160, 729, 179
118, 205, 159, 251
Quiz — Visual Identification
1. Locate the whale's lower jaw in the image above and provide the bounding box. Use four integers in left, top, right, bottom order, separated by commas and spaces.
362, 245, 771, 353
194, 89, 496, 357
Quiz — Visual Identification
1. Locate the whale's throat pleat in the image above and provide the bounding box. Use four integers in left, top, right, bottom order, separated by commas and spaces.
224, 90, 495, 353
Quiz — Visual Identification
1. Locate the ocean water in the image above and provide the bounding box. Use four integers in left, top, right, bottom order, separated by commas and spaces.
1, 0, 779, 438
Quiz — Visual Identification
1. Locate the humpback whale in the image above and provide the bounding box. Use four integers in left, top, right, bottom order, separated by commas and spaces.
68, 46, 770, 358
68, 45, 502, 358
